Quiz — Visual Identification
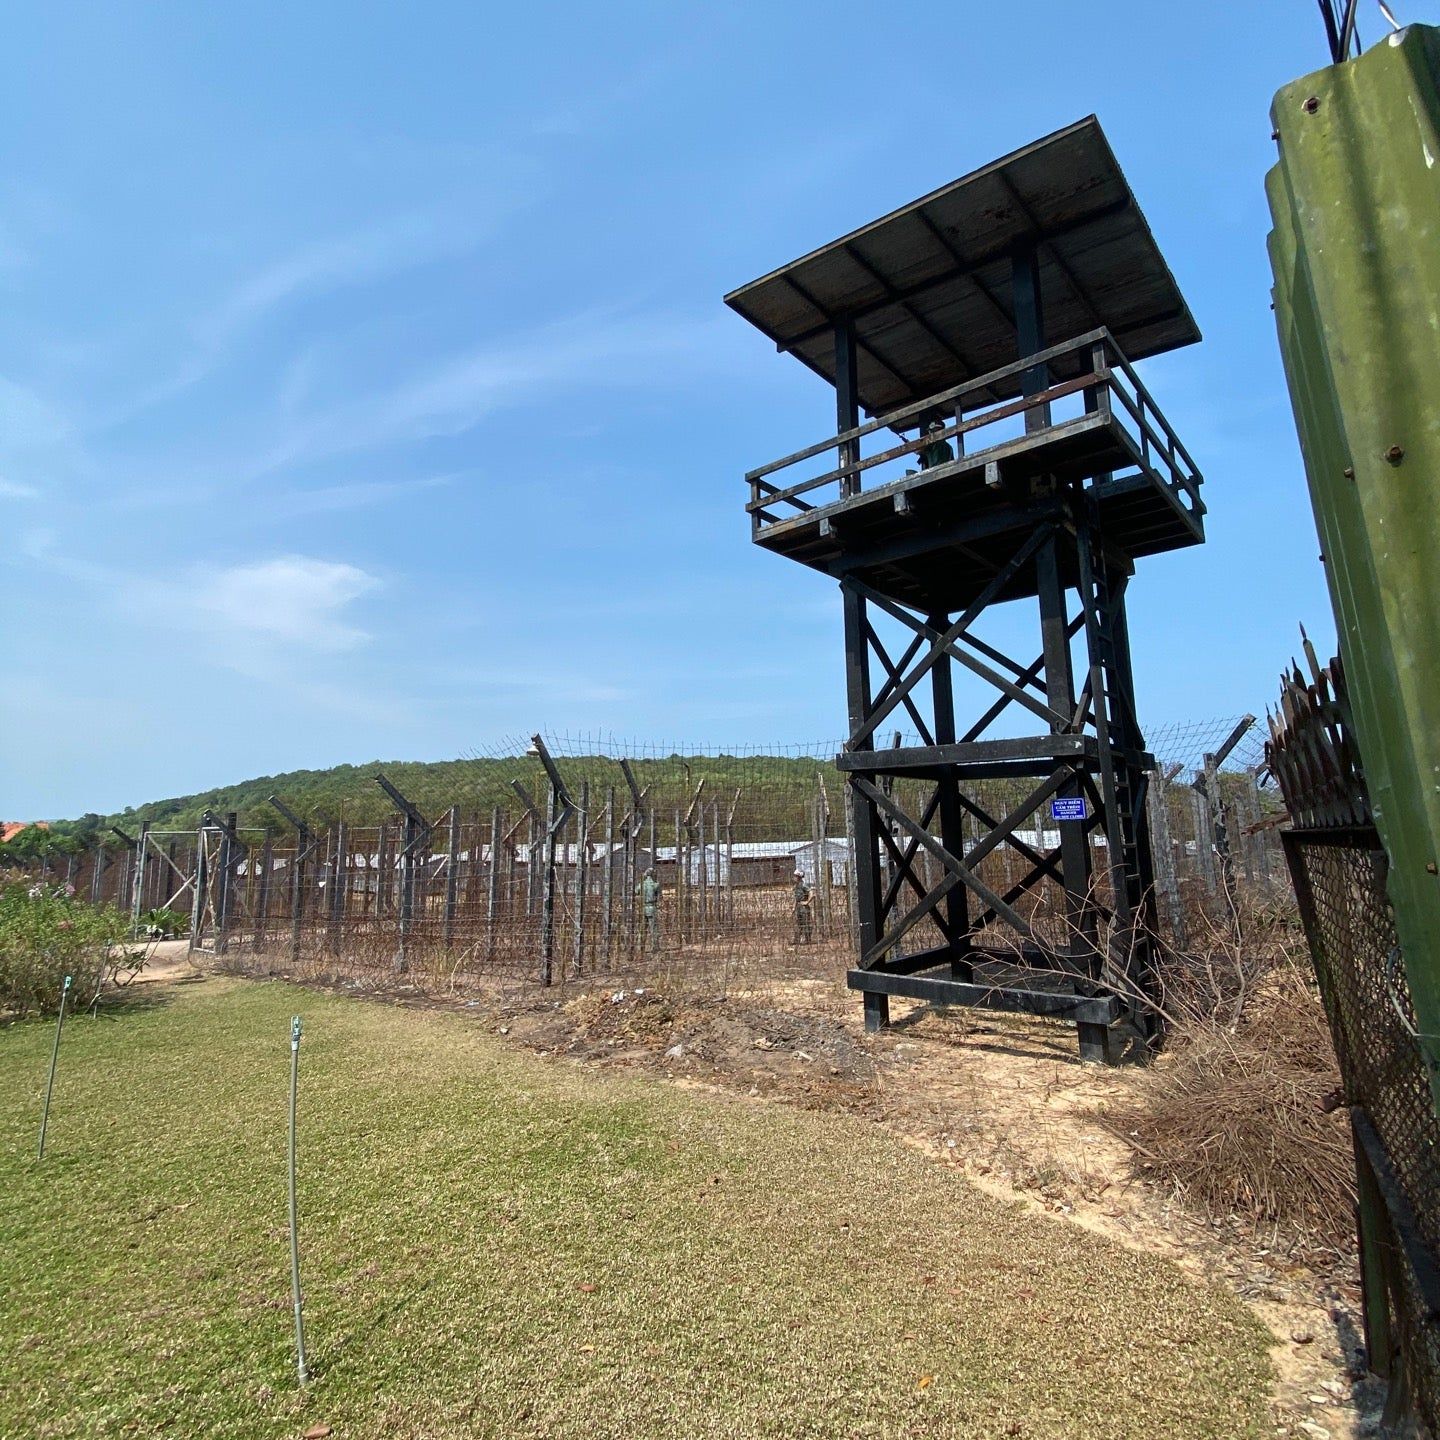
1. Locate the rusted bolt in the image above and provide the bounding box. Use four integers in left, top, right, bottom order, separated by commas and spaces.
1343, 466, 1355, 479
1303, 96, 1321, 114
1427, 861, 1438, 875
1271, 129, 1281, 141
1385, 444, 1405, 464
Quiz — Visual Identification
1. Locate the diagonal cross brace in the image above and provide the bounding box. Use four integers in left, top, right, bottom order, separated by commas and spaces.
859, 583, 1070, 738
852, 777, 1041, 946
863, 872, 965, 969
863, 622, 935, 746
844, 525, 1066, 750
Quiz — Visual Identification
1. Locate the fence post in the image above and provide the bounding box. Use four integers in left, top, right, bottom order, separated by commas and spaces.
726, 789, 740, 927
374, 775, 432, 975
1190, 786, 1216, 894
818, 775, 833, 929
485, 806, 503, 962
674, 808, 685, 947
212, 812, 240, 955
1249, 768, 1275, 890
328, 820, 347, 956
189, 826, 209, 955
129, 823, 150, 933
523, 737, 584, 984
255, 827, 274, 950
443, 806, 461, 950
573, 781, 590, 978
843, 784, 860, 947
541, 785, 558, 986
711, 801, 722, 936
698, 802, 710, 942
267, 797, 314, 965
1202, 752, 1234, 894
1145, 771, 1185, 948
621, 815, 635, 959
601, 787, 615, 967
504, 814, 520, 947
163, 840, 179, 912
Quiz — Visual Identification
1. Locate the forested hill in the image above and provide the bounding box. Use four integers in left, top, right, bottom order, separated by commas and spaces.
44, 751, 843, 843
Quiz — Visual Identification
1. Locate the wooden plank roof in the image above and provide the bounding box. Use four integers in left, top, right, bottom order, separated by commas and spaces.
724, 117, 1199, 414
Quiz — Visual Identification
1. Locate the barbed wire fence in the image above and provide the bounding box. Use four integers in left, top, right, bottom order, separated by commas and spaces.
41, 714, 1284, 1001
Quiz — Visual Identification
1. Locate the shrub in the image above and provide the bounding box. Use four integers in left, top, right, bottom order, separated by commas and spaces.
0, 883, 133, 1017
137, 907, 189, 940
1107, 893, 1354, 1247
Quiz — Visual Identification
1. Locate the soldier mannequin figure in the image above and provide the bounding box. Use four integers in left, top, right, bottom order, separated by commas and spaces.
792, 869, 813, 945
638, 867, 661, 950
918, 415, 954, 470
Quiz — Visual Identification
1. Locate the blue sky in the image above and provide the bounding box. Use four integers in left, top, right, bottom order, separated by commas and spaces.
0, 0, 1405, 818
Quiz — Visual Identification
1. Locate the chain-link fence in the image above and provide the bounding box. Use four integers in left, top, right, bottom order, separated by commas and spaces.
1284, 829, 1440, 1433
1270, 649, 1440, 1432
30, 715, 1282, 999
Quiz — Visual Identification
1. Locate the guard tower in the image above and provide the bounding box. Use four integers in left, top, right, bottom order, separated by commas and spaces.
727, 118, 1206, 1062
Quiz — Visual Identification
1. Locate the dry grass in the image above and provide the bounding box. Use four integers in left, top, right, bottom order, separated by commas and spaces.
1108, 895, 1355, 1246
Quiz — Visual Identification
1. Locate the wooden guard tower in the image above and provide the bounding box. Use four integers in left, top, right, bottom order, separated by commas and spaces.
727, 118, 1206, 1062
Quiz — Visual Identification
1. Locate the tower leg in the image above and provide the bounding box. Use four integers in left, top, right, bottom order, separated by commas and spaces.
929, 612, 973, 982
863, 991, 891, 1033
1077, 1021, 1111, 1064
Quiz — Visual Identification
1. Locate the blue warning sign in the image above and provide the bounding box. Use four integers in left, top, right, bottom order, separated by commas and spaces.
1049, 797, 1089, 822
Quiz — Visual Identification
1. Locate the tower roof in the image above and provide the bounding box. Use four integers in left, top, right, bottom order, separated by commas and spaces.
724, 117, 1199, 414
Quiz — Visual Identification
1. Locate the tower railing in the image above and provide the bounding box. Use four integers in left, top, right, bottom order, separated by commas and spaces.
745, 327, 1203, 535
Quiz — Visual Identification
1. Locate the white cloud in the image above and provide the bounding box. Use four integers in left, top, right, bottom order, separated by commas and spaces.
0, 377, 87, 500
196, 556, 380, 652
204, 214, 472, 343
99, 199, 534, 431
248, 307, 744, 477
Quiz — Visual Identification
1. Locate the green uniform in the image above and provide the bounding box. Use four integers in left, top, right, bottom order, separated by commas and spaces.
639, 874, 661, 947
793, 877, 813, 943
919, 432, 954, 469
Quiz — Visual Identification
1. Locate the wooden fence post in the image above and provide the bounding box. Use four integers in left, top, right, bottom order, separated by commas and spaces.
573, 781, 590, 978
130, 823, 150, 933
1145, 773, 1186, 948
443, 806, 461, 949
329, 821, 347, 956
540, 785, 558, 986
601, 787, 615, 967
486, 806, 503, 963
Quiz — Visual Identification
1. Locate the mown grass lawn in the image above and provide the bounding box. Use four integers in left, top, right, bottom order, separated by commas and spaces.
0, 977, 1272, 1439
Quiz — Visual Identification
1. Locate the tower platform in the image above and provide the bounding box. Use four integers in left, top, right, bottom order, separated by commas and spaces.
746, 326, 1204, 612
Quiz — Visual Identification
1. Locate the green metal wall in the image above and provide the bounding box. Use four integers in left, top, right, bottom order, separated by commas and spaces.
1267, 24, 1440, 1103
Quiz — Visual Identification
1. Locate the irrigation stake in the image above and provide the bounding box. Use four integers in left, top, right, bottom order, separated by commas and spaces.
38, 974, 73, 1160
287, 1015, 310, 1385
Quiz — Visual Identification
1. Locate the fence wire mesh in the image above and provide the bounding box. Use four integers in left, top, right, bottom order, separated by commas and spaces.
34, 715, 1285, 1012
1285, 830, 1440, 1433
